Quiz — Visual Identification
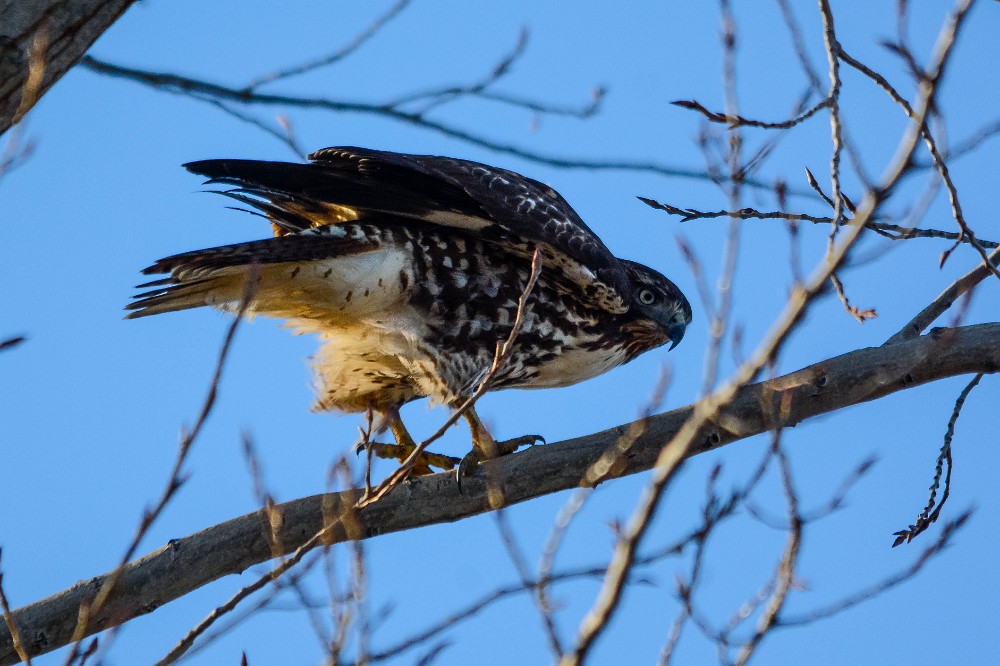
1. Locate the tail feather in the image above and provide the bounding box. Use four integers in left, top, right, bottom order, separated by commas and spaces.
125, 278, 233, 319
125, 226, 401, 322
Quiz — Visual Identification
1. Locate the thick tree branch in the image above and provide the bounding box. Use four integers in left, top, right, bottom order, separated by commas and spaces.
0, 0, 135, 134
1, 323, 997, 665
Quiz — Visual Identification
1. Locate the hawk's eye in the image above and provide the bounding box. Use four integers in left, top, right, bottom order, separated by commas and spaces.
638, 288, 657, 305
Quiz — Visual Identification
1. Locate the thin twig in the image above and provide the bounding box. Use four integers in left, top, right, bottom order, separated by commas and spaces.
798, 456, 877, 523
0, 337, 26, 354
829, 272, 877, 323
671, 97, 831, 129
734, 423, 801, 666
663, 445, 778, 660
369, 533, 716, 663
780, 511, 971, 627
928, 116, 1000, 163
197, 96, 306, 159
495, 511, 564, 656
638, 197, 998, 248
777, 0, 825, 95
471, 87, 605, 119
157, 458, 364, 664
700, 0, 744, 398
887, 245, 1000, 344
178, 552, 326, 662
0, 553, 30, 666
240, 432, 283, 560
839, 48, 912, 114
245, 0, 412, 90
62, 265, 259, 665
77, 56, 784, 191
563, 3, 973, 658
840, 42, 1000, 280
818, 0, 846, 245
892, 373, 983, 546
387, 28, 529, 114
536, 368, 673, 661
658, 465, 723, 665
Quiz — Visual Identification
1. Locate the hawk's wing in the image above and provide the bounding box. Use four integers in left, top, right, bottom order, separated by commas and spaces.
184, 147, 631, 313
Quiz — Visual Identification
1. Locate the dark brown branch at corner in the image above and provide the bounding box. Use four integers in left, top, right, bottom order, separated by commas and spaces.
637, 197, 999, 249
0, 337, 26, 354
0, 1, 136, 134
2, 323, 998, 665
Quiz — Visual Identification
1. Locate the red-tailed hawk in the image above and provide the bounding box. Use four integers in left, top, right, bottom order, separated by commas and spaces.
127, 147, 691, 476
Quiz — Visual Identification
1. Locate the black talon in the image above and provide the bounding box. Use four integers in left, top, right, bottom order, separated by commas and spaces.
455, 450, 482, 493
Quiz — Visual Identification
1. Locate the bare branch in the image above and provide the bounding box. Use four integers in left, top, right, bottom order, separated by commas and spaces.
61, 266, 257, 665
779, 511, 972, 627
0, 553, 30, 666
658, 465, 728, 665
829, 272, 877, 323
197, 97, 306, 159
840, 29, 1000, 281
839, 48, 912, 114
892, 372, 983, 547
671, 97, 831, 129
0, 337, 26, 354
638, 197, 999, 249
818, 0, 846, 242
2, 323, 997, 664
155, 487, 358, 665
76, 56, 779, 190
244, 0, 412, 90
887, 245, 1000, 344
495, 511, 564, 656
776, 0, 825, 96
733, 434, 801, 666
385, 28, 530, 113
563, 3, 975, 656
931, 117, 1000, 163
370, 538, 690, 664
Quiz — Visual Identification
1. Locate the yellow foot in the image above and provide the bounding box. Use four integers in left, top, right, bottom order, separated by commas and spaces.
456, 434, 545, 490
356, 441, 461, 475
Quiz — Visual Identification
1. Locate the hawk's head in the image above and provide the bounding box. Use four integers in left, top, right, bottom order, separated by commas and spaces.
622, 260, 692, 352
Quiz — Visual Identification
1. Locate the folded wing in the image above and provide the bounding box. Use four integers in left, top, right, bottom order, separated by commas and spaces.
184, 146, 631, 313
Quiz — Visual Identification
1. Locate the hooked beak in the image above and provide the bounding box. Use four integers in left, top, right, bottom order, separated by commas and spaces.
667, 322, 687, 351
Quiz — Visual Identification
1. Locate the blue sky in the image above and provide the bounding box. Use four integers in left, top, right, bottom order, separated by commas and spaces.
2, 1, 998, 664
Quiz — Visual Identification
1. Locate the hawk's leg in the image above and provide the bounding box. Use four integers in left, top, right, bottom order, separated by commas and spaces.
456, 406, 543, 484
358, 408, 460, 474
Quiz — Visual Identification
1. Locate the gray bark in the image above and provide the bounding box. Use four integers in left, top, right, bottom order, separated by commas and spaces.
0, 0, 134, 134
1, 323, 997, 664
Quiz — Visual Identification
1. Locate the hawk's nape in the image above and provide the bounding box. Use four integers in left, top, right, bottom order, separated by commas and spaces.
128, 146, 692, 479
